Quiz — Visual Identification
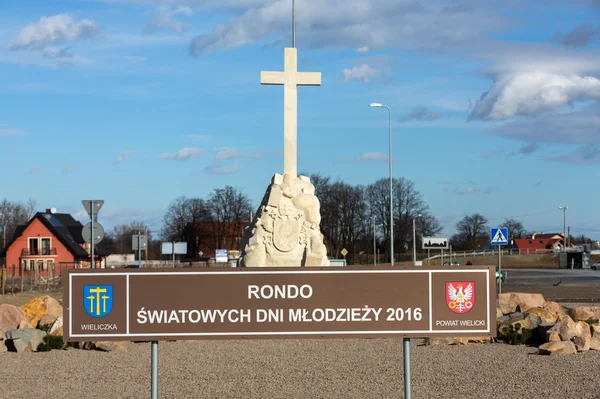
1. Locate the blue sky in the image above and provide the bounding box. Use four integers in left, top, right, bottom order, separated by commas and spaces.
0, 0, 599, 239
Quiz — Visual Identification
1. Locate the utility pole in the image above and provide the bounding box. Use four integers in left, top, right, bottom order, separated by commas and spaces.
559, 206, 568, 251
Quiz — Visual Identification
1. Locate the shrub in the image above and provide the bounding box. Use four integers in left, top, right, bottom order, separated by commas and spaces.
38, 335, 64, 351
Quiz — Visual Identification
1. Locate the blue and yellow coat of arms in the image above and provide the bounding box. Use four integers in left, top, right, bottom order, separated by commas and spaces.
83, 285, 113, 318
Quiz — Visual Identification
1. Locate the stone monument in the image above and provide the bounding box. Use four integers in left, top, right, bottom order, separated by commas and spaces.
240, 46, 329, 267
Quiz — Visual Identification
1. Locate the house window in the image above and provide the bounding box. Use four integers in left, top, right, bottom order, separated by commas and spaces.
41, 238, 51, 255
47, 260, 54, 272
29, 260, 35, 271
37, 260, 44, 271
29, 238, 39, 255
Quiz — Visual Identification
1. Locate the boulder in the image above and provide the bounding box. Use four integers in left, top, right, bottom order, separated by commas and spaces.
21, 296, 63, 328
0, 304, 27, 330
524, 307, 558, 324
539, 341, 577, 355
4, 329, 47, 353
590, 325, 600, 351
543, 301, 569, 319
548, 315, 578, 341
573, 321, 592, 352
568, 306, 600, 323
499, 293, 545, 314
496, 307, 503, 318
48, 316, 63, 337
95, 341, 127, 352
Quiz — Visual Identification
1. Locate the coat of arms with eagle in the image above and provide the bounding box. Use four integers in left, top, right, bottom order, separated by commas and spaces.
445, 282, 475, 314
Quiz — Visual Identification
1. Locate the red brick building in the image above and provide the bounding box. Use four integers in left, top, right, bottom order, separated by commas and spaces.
0, 209, 109, 276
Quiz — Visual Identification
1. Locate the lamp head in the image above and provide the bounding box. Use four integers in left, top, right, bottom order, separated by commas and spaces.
369, 103, 383, 108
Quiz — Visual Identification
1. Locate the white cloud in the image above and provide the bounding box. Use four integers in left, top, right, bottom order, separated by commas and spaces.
547, 145, 600, 165
159, 147, 204, 161
205, 162, 240, 175
355, 152, 389, 162
114, 150, 136, 165
189, 0, 504, 55
470, 72, 600, 120
355, 46, 369, 53
487, 103, 600, 145
342, 64, 381, 83
399, 106, 441, 122
146, 6, 194, 32
10, 14, 99, 52
213, 147, 265, 160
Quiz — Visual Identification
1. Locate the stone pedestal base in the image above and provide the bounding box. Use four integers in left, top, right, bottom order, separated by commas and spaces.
240, 173, 329, 267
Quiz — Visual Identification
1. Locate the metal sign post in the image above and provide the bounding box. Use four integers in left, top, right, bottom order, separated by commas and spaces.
404, 337, 412, 399
490, 227, 508, 295
81, 200, 104, 269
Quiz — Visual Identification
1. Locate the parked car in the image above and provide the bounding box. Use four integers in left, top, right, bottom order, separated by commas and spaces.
591, 263, 600, 270
442, 261, 460, 266
124, 264, 140, 268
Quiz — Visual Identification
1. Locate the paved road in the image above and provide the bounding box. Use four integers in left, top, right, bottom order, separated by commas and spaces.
504, 268, 600, 286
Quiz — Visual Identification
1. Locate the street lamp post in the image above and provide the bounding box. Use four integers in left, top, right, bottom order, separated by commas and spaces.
558, 206, 568, 251
369, 102, 394, 266
413, 214, 422, 265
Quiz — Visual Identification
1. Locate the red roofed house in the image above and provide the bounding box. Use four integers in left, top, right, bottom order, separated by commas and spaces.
0, 208, 109, 277
513, 232, 564, 253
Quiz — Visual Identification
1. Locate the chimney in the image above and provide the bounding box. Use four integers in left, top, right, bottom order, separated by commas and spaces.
46, 209, 52, 214
531, 232, 537, 239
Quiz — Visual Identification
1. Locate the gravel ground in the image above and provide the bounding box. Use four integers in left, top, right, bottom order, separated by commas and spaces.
1, 339, 600, 399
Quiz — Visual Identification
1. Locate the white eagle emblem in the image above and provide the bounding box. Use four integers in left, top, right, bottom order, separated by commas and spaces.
446, 282, 474, 314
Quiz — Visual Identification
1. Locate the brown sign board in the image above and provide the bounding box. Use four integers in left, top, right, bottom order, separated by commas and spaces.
63, 266, 496, 342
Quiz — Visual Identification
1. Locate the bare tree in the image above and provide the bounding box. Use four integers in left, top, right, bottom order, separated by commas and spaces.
502, 218, 526, 241
207, 186, 252, 250
0, 198, 37, 251
319, 181, 368, 259
162, 196, 209, 241
451, 213, 489, 250
366, 178, 441, 259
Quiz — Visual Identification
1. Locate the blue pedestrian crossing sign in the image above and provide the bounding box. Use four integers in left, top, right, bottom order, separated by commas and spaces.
491, 227, 509, 245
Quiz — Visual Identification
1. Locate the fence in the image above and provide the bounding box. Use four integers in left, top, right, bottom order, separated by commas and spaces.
0, 263, 70, 295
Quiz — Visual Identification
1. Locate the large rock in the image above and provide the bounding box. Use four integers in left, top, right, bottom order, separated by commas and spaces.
573, 321, 592, 352
95, 341, 128, 352
241, 173, 329, 267
498, 293, 545, 314
568, 306, 600, 323
4, 329, 47, 352
524, 307, 558, 324
0, 304, 27, 330
21, 296, 63, 328
543, 301, 569, 319
539, 341, 577, 355
548, 315, 578, 341
48, 316, 63, 337
496, 307, 503, 318
590, 325, 600, 351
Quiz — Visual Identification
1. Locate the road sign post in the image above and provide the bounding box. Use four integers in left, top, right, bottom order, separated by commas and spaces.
491, 228, 508, 294
82, 200, 104, 269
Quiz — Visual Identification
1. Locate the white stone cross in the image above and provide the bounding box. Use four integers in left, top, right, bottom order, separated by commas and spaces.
261, 47, 321, 178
